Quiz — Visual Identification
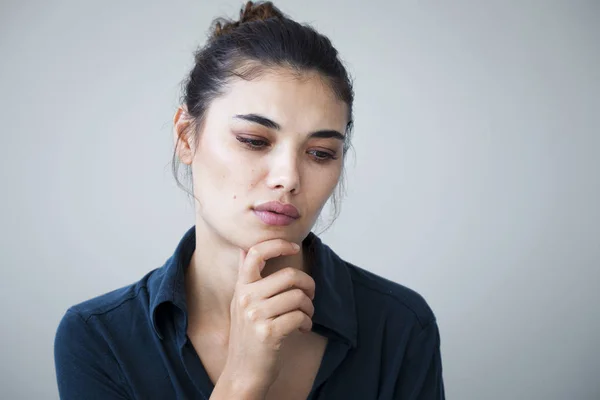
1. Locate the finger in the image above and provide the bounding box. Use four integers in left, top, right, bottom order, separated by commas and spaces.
271, 310, 313, 337
257, 288, 315, 320
251, 267, 315, 300
238, 239, 300, 285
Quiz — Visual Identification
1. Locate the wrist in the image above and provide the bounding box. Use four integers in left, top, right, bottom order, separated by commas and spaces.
215, 366, 270, 400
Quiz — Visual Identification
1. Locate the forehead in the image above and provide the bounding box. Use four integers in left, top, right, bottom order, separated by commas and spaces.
207, 69, 349, 133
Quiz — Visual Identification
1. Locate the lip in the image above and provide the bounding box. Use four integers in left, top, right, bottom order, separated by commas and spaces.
253, 201, 300, 226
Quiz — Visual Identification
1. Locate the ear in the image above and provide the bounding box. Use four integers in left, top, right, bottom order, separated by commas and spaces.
173, 105, 195, 165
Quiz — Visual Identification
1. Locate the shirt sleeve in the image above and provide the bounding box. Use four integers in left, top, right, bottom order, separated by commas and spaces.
54, 309, 131, 400
394, 319, 445, 400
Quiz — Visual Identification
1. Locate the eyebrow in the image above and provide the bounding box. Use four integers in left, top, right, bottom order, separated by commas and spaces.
233, 113, 345, 141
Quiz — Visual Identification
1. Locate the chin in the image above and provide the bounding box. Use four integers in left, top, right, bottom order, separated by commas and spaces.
235, 223, 307, 249
251, 226, 299, 241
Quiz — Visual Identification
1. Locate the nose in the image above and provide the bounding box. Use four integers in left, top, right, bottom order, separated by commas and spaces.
266, 149, 301, 194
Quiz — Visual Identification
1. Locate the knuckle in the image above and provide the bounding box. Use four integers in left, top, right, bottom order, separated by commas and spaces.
247, 247, 261, 259
255, 322, 273, 343
304, 294, 314, 308
306, 319, 313, 330
237, 292, 252, 308
304, 312, 313, 325
246, 307, 260, 322
293, 309, 304, 321
283, 268, 297, 285
292, 288, 305, 301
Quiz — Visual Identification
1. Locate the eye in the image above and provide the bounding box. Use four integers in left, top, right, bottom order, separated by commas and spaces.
236, 136, 269, 150
308, 149, 338, 163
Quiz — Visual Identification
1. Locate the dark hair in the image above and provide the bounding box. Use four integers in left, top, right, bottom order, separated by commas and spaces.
172, 1, 355, 229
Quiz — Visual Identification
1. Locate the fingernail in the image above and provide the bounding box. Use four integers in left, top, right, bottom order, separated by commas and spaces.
292, 243, 300, 250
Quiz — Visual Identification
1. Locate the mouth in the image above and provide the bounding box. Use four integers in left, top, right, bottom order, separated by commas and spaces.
252, 201, 300, 226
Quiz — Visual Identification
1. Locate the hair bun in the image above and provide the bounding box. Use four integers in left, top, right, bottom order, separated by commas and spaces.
212, 1, 285, 39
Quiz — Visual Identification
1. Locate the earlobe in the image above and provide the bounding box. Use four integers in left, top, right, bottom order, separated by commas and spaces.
173, 105, 194, 165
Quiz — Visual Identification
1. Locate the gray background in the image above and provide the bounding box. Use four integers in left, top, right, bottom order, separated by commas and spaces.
1, 0, 599, 399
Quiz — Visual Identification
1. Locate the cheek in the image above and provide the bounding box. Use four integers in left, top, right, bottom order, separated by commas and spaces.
194, 135, 262, 196
305, 164, 342, 205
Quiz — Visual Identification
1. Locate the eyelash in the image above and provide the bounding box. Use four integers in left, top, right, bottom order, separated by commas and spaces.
235, 136, 338, 163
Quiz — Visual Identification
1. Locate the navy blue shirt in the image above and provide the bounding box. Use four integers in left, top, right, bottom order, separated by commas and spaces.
54, 226, 444, 399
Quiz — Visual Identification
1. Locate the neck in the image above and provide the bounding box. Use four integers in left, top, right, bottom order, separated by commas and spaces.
184, 220, 307, 334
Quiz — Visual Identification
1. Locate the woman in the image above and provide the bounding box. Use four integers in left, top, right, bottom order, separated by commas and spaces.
54, 2, 445, 399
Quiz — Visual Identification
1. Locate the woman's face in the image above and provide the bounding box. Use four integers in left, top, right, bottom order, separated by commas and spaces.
177, 68, 349, 249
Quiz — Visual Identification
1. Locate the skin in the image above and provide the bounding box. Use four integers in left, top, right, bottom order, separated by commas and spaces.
173, 67, 349, 397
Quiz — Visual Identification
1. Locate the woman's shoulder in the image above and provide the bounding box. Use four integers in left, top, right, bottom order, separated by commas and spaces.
54, 268, 165, 398
344, 261, 437, 329
58, 267, 160, 331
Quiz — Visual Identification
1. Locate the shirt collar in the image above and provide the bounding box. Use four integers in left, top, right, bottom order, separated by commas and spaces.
304, 233, 358, 347
149, 226, 195, 341
149, 226, 357, 348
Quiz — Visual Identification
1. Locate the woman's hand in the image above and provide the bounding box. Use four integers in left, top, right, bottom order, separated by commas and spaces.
219, 239, 316, 397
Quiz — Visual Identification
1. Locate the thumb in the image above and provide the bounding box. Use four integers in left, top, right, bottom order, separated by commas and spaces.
237, 248, 263, 284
